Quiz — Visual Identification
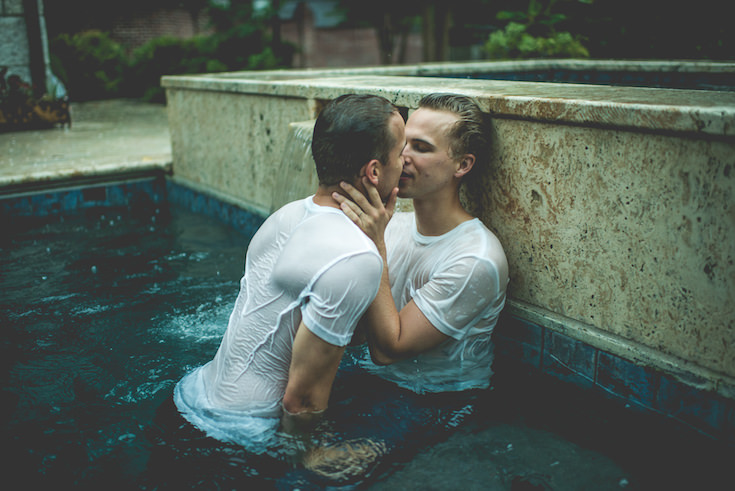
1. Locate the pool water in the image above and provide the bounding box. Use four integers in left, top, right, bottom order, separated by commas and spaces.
2, 200, 731, 490
2, 202, 250, 486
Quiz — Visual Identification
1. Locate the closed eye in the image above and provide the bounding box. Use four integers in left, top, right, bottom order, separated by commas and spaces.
412, 140, 433, 153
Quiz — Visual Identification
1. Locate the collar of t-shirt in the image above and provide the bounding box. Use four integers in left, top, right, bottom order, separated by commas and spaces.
412, 217, 480, 246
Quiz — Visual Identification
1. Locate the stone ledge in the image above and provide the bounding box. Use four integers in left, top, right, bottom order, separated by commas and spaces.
163, 73, 735, 138
0, 160, 172, 197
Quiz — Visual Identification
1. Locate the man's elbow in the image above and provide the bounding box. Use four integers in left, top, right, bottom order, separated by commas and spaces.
280, 393, 325, 434
282, 386, 324, 415
281, 391, 309, 415
369, 345, 401, 366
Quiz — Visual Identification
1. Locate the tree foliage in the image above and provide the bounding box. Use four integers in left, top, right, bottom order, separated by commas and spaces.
49, 30, 129, 101
47, 0, 293, 103
334, 0, 732, 62
484, 0, 590, 59
485, 0, 733, 61
43, 0, 733, 102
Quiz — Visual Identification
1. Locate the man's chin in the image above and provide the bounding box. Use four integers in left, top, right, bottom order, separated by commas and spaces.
396, 188, 411, 200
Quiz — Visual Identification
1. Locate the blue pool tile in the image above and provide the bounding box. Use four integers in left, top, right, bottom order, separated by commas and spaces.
494, 335, 542, 369
116, 181, 155, 206
233, 208, 266, 235
493, 315, 543, 367
542, 330, 596, 389
656, 374, 730, 440
3, 196, 29, 214
725, 401, 735, 444
494, 314, 543, 346
30, 192, 59, 215
61, 189, 84, 211
2, 178, 168, 217
82, 186, 107, 204
597, 352, 658, 409
164, 180, 265, 236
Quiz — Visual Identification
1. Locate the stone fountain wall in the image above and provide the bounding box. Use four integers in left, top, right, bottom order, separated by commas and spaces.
163, 61, 735, 407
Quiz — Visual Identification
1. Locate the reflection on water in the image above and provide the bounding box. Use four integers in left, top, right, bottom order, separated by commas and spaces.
1, 203, 729, 490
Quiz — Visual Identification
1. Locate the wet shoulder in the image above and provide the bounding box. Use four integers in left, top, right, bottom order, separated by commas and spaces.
287, 208, 378, 259
247, 198, 311, 256
448, 219, 507, 265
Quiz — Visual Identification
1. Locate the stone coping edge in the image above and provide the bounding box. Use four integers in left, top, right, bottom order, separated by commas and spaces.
163, 59, 735, 82
0, 160, 172, 198
163, 71, 735, 138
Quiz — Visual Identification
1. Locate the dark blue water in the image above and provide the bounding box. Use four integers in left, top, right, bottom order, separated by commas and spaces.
2, 201, 730, 490
1, 203, 252, 487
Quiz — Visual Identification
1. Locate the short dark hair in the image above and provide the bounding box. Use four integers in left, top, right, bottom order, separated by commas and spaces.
312, 94, 400, 185
418, 93, 489, 174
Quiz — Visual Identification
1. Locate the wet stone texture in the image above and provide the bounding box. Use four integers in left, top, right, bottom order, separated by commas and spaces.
166, 89, 316, 215
477, 118, 734, 379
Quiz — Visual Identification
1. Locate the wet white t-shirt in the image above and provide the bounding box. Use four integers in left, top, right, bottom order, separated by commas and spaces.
175, 196, 382, 449
362, 212, 508, 393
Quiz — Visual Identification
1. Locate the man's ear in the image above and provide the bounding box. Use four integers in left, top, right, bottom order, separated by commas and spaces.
455, 154, 476, 178
364, 159, 381, 185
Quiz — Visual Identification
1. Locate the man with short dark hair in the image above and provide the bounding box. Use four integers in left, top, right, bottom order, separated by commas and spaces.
173, 94, 406, 447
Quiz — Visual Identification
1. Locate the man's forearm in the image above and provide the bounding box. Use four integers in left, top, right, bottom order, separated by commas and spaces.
365, 242, 450, 364
365, 248, 403, 365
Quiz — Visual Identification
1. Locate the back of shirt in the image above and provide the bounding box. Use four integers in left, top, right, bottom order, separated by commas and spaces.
175, 197, 382, 446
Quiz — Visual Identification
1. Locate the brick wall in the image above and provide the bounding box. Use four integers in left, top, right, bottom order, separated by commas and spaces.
280, 9, 422, 68
281, 24, 422, 68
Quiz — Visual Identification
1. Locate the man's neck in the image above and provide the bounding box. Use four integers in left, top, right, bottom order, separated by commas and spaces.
312, 184, 349, 209
412, 189, 473, 236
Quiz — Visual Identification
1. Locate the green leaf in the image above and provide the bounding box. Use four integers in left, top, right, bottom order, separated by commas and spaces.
497, 10, 527, 22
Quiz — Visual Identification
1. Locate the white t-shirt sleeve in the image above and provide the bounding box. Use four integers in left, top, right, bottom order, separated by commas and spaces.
412, 256, 502, 340
301, 251, 383, 346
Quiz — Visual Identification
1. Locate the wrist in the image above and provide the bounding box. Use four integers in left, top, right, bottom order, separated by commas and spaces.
376, 241, 387, 258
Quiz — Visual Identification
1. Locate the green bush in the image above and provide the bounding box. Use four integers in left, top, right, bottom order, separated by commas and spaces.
204, 0, 293, 71
49, 2, 294, 104
485, 21, 589, 59
484, 0, 590, 60
128, 36, 227, 103
127, 33, 289, 103
49, 30, 128, 101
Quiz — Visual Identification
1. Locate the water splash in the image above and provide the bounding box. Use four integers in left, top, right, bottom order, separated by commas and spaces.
271, 120, 318, 213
